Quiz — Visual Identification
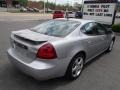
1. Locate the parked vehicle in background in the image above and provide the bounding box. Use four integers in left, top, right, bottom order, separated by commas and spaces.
26, 7, 34, 12
20, 7, 27, 12
116, 13, 120, 18
33, 8, 40, 12
7, 18, 115, 80
20, 7, 40, 13
15, 4, 20, 8
53, 11, 64, 19
75, 11, 83, 19
65, 11, 75, 18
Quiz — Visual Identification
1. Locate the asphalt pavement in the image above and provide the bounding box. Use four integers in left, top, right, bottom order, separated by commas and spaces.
0, 20, 120, 90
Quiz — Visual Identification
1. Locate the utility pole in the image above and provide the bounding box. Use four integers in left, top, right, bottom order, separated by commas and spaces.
44, 0, 45, 14
82, 0, 84, 12
54, 0, 56, 10
47, 0, 48, 13
67, 0, 69, 10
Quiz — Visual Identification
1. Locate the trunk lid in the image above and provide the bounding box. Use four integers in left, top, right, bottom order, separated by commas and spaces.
12, 29, 61, 44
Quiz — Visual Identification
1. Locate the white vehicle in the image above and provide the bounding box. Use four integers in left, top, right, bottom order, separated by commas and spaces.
66, 11, 76, 18
116, 13, 120, 18
20, 7, 27, 12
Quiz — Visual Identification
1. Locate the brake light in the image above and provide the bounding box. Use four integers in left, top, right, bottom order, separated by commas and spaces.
37, 43, 57, 59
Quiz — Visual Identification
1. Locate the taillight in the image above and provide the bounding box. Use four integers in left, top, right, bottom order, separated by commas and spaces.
37, 43, 57, 59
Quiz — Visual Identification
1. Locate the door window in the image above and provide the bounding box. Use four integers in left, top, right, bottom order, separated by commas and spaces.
81, 22, 99, 35
81, 22, 107, 35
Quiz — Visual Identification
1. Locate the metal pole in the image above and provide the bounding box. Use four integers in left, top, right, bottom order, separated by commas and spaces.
47, 0, 48, 13
44, 0, 45, 14
67, 0, 69, 10
54, 0, 56, 10
82, 0, 84, 12
112, 0, 118, 25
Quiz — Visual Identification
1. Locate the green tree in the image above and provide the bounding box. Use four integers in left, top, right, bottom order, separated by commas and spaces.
16, 0, 28, 6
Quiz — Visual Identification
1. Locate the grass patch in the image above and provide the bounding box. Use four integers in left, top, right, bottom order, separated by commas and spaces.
112, 23, 120, 33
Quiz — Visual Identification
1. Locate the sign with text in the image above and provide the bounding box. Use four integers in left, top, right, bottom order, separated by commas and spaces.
83, 0, 117, 25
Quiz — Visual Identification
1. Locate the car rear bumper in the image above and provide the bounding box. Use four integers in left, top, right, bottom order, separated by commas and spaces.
7, 48, 67, 80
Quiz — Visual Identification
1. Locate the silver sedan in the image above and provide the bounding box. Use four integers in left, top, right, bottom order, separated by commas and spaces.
7, 18, 115, 80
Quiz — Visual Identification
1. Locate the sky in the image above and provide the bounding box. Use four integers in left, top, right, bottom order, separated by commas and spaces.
29, 0, 120, 5
29, 0, 82, 5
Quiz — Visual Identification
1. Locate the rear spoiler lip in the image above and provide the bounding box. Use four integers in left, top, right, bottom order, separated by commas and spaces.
14, 34, 47, 45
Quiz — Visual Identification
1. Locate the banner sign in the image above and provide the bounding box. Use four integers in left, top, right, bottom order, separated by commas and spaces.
83, 0, 118, 25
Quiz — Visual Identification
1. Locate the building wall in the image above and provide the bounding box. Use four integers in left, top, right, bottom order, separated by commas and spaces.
27, 1, 43, 9
0, 0, 13, 7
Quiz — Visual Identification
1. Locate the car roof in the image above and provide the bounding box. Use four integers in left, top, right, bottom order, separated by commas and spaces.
56, 18, 95, 25
54, 10, 63, 12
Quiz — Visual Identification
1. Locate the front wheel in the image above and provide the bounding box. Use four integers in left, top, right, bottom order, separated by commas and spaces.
66, 53, 84, 80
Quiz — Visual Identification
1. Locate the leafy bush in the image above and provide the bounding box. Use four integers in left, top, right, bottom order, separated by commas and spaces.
112, 24, 120, 33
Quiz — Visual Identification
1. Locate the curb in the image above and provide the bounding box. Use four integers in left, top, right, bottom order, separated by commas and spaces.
0, 18, 51, 22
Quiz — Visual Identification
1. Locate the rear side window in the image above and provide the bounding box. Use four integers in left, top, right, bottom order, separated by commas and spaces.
81, 22, 107, 35
81, 22, 99, 35
68, 12, 73, 14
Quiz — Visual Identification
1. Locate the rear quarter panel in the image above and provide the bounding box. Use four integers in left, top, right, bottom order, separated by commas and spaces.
51, 37, 87, 63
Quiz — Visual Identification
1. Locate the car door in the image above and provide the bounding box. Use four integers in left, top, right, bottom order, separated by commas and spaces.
94, 22, 109, 51
80, 22, 106, 60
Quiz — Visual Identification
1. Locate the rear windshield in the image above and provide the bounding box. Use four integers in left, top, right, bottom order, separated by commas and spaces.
31, 20, 80, 37
68, 12, 73, 14
54, 11, 63, 14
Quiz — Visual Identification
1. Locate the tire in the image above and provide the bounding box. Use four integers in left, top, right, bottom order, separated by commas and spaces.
107, 40, 114, 52
66, 53, 84, 80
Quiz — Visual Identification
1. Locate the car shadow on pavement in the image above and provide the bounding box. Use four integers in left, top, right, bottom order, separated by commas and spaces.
84, 51, 108, 69
6, 65, 72, 90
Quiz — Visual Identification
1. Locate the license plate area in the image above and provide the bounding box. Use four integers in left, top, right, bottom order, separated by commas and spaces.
14, 42, 28, 58
14, 41, 28, 50
13, 41, 35, 63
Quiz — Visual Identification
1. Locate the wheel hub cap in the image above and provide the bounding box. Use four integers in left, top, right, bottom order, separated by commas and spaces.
72, 57, 83, 77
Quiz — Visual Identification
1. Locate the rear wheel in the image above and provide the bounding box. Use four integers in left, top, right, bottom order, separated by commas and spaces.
66, 53, 84, 80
